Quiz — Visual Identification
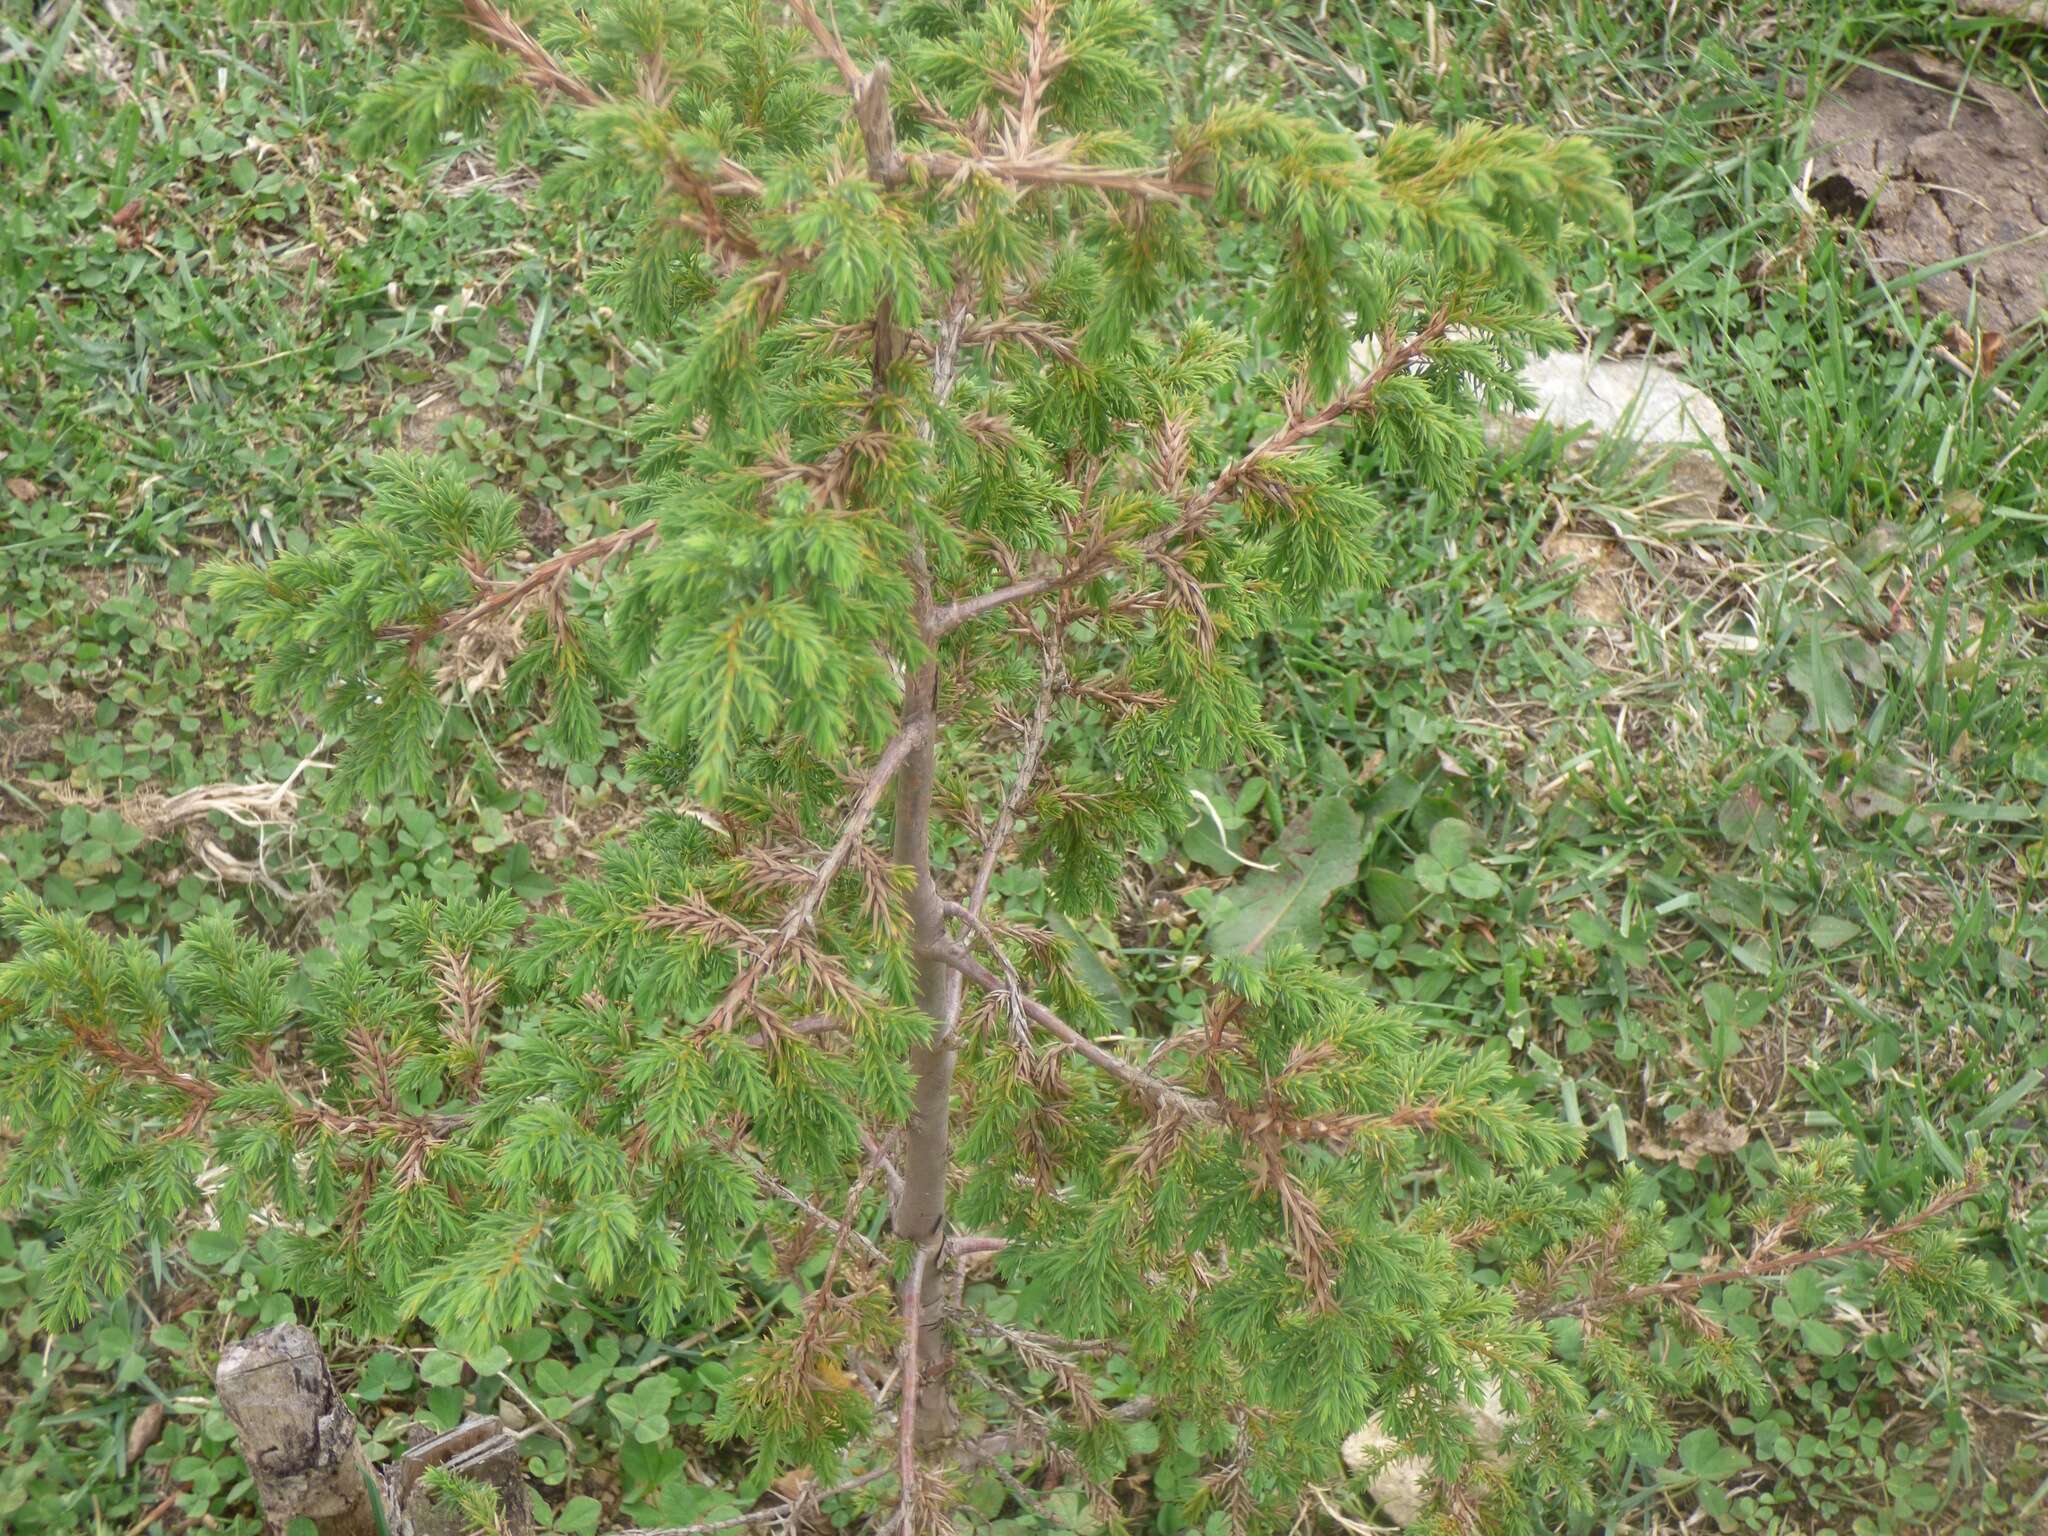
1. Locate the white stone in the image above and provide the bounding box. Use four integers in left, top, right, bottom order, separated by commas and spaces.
1341, 1385, 1510, 1528
1493, 352, 1730, 519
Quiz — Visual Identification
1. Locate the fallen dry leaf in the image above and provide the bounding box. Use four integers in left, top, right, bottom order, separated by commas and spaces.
126, 1401, 166, 1463
1637, 1106, 1751, 1170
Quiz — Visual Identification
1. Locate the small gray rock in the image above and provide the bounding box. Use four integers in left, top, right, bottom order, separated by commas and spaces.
1493, 352, 1730, 520
1342, 1384, 1509, 1528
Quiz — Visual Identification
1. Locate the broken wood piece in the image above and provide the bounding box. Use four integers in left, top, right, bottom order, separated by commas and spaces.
388, 1415, 536, 1536
215, 1323, 381, 1536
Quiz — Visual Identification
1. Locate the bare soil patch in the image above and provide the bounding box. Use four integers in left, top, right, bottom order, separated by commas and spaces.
1809, 50, 2048, 335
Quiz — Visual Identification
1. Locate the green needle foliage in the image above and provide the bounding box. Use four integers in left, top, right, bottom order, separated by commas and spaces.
0, 2, 2010, 1532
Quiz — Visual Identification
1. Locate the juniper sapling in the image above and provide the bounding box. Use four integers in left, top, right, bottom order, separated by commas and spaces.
0, 3, 2010, 1533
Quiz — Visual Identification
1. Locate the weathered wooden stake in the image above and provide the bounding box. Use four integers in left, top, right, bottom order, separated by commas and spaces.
215, 1322, 382, 1536
389, 1416, 535, 1536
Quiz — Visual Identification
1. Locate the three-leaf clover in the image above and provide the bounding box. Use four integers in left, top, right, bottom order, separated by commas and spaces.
1411, 818, 1502, 901
607, 1372, 680, 1444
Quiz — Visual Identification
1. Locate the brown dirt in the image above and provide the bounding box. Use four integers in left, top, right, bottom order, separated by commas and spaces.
0, 692, 93, 779
518, 498, 566, 554
1541, 527, 1629, 625
1968, 1407, 2048, 1535
399, 389, 464, 452
1808, 50, 2048, 335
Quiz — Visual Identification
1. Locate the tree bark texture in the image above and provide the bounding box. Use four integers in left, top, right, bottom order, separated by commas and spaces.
215, 1322, 381, 1536
890, 654, 960, 1447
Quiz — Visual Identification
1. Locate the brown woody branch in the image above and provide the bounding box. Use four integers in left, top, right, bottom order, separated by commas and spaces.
60, 1015, 220, 1118
792, 1166, 884, 1359
929, 312, 1452, 635
776, 723, 931, 935
934, 647, 1061, 1033
914, 149, 1206, 203
939, 934, 1392, 1309
430, 941, 503, 1093
930, 941, 1218, 1123
785, 0, 864, 95
856, 64, 907, 189
936, 938, 1469, 1151
662, 718, 932, 1036
459, 0, 767, 264
383, 519, 658, 648
952, 318, 1079, 362
460, 0, 601, 106
61, 1015, 448, 1136
963, 658, 1061, 919
1536, 1176, 1987, 1322
923, 0, 1197, 201
895, 1231, 945, 1516
1002, 0, 1063, 157
1179, 312, 1452, 528
744, 1013, 847, 1049
59, 1014, 457, 1198
750, 1159, 892, 1270
782, 0, 1191, 204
